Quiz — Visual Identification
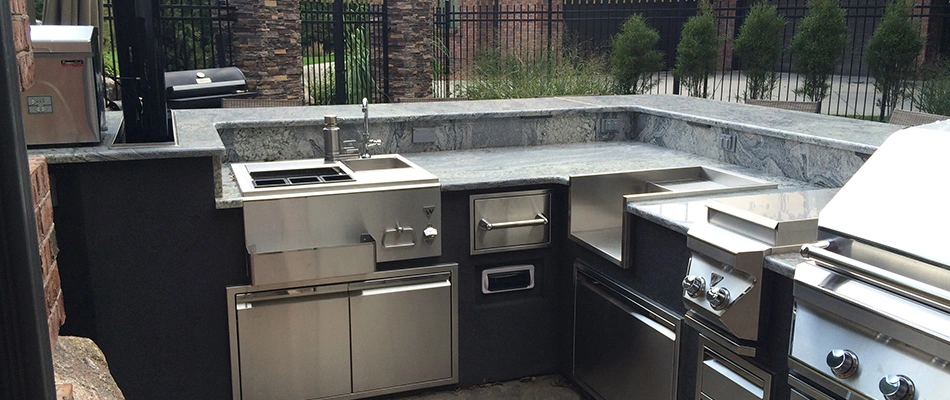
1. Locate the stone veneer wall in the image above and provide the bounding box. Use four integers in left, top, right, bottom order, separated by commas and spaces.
28, 157, 65, 349
388, 0, 437, 99
230, 0, 304, 100
11, 0, 34, 90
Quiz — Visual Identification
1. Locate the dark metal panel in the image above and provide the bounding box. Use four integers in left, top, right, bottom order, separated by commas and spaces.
0, 0, 57, 397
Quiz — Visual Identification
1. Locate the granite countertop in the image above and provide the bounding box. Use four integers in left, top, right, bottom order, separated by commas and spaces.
27, 112, 224, 164
31, 95, 900, 166
217, 140, 817, 208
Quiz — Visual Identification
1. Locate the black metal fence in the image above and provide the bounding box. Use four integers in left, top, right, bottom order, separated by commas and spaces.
102, 0, 235, 99
436, 0, 950, 117
301, 0, 389, 105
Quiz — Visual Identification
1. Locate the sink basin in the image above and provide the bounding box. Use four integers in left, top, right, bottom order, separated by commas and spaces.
342, 157, 412, 172
232, 154, 438, 199
569, 166, 777, 265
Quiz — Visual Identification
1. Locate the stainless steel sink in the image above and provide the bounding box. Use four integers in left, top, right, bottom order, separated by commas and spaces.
569, 166, 777, 265
342, 157, 411, 172
232, 154, 437, 199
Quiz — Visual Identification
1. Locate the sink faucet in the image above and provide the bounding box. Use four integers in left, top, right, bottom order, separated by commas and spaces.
359, 98, 381, 158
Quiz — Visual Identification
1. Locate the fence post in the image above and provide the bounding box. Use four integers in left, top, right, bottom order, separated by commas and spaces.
230, 0, 303, 100
388, 0, 438, 99
443, 0, 452, 97
333, 0, 347, 104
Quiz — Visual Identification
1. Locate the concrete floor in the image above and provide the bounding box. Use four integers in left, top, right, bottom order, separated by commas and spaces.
392, 376, 585, 400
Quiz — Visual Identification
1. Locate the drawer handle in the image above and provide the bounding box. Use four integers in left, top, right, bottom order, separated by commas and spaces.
479, 213, 548, 231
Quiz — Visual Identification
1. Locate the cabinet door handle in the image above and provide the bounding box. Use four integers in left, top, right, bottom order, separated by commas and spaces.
351, 272, 452, 296
235, 283, 349, 309
479, 213, 548, 231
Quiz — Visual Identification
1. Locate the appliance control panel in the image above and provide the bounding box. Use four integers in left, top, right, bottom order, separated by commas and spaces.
683, 253, 757, 315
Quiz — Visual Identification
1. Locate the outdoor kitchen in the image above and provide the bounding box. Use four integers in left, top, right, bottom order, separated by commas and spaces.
5, 1, 950, 399
6, 85, 945, 400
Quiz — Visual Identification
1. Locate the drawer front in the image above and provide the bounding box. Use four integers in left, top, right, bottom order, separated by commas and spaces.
471, 190, 551, 255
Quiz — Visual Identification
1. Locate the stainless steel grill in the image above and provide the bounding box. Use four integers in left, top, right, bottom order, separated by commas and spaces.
164, 67, 253, 109
792, 123, 950, 400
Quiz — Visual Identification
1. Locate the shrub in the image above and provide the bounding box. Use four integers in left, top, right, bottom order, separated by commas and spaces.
459, 46, 614, 100
790, 0, 847, 104
674, 1, 720, 98
914, 60, 950, 116
733, 1, 786, 100
865, 0, 923, 121
610, 14, 664, 94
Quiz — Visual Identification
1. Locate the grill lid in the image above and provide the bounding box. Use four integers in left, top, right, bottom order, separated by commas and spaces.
818, 121, 950, 268
164, 67, 249, 99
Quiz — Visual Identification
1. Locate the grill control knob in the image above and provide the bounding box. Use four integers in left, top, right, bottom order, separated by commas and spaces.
682, 276, 706, 298
879, 375, 915, 400
423, 225, 438, 243
826, 349, 859, 378
705, 287, 731, 310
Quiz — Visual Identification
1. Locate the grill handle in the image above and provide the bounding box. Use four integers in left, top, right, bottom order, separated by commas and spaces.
801, 241, 950, 315
478, 213, 548, 231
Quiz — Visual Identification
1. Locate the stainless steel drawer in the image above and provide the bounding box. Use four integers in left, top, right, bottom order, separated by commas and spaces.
697, 336, 771, 400
471, 190, 551, 255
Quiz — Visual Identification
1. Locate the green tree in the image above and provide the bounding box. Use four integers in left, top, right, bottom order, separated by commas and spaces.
733, 1, 786, 100
866, 0, 923, 121
790, 0, 847, 104
610, 14, 664, 94
914, 59, 950, 116
674, 1, 719, 98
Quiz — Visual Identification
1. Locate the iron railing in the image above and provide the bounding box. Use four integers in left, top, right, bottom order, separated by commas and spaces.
301, 0, 389, 105
102, 0, 235, 99
436, 0, 950, 117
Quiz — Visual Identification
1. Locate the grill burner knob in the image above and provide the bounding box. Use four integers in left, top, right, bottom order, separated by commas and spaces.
682, 276, 706, 298
826, 349, 859, 378
705, 287, 731, 310
879, 375, 915, 400
423, 225, 438, 243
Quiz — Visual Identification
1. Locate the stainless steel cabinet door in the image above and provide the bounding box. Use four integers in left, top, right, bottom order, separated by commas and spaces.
235, 284, 351, 400
349, 272, 454, 393
574, 273, 677, 400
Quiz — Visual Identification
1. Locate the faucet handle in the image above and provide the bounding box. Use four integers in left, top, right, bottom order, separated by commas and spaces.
366, 139, 382, 148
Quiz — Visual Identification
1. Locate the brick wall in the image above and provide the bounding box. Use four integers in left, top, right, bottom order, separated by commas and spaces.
448, 0, 562, 77
11, 0, 34, 90
29, 157, 65, 349
714, 0, 737, 71
230, 0, 305, 100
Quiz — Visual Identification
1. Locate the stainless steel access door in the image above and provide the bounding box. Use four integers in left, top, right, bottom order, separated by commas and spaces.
573, 266, 679, 400
235, 284, 352, 400
349, 272, 455, 393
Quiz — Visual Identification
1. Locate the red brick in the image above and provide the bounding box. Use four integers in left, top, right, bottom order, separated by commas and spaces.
32, 158, 48, 196
40, 197, 54, 238
44, 263, 60, 310
12, 15, 31, 53
49, 228, 59, 259
10, 0, 27, 16
39, 236, 51, 277
17, 51, 35, 91
47, 293, 65, 349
